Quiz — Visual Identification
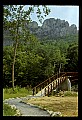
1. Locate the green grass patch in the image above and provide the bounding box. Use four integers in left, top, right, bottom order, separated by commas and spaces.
51, 90, 78, 97
64, 91, 78, 97
3, 86, 32, 100
3, 103, 17, 116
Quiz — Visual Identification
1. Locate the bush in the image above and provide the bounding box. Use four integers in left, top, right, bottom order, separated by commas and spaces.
64, 91, 78, 97
51, 90, 78, 97
71, 84, 78, 92
3, 103, 17, 116
3, 86, 32, 99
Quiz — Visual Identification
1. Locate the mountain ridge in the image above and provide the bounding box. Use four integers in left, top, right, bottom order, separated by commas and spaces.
26, 18, 77, 40
3, 18, 78, 46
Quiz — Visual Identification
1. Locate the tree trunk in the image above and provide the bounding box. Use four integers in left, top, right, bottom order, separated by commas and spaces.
12, 41, 18, 91
11, 14, 20, 91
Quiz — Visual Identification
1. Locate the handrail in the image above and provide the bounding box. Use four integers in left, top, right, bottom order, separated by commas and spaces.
32, 72, 78, 96
33, 72, 66, 89
33, 72, 66, 95
61, 72, 78, 76
45, 73, 67, 88
44, 76, 67, 96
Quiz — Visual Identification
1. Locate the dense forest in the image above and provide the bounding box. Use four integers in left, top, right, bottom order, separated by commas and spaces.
3, 5, 78, 88
3, 34, 78, 87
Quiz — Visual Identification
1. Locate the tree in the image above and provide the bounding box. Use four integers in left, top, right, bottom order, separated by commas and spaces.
3, 46, 13, 87
64, 43, 78, 72
3, 5, 50, 90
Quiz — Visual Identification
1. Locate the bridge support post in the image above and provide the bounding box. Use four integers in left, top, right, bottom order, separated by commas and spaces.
48, 86, 49, 97
45, 88, 46, 96
56, 80, 57, 88
67, 78, 71, 91
51, 84, 52, 92
58, 77, 71, 91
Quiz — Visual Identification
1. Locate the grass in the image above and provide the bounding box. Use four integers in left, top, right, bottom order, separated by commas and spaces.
3, 86, 32, 100
24, 91, 78, 117
3, 103, 17, 116
52, 91, 78, 97
3, 86, 78, 117
63, 91, 78, 97
3, 86, 32, 116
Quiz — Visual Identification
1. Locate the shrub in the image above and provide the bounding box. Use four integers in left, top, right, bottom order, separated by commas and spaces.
3, 86, 32, 99
71, 84, 78, 92
64, 91, 78, 97
3, 103, 17, 116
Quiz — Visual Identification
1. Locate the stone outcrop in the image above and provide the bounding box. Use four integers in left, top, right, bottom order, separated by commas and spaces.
3, 18, 78, 46
26, 18, 77, 39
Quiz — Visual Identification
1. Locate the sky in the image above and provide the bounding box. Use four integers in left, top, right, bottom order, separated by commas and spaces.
25, 5, 79, 30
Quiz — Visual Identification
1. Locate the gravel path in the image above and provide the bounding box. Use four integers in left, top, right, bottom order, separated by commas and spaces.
4, 96, 50, 116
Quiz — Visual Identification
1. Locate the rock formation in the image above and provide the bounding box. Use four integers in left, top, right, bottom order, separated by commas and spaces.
27, 18, 77, 39
3, 18, 78, 46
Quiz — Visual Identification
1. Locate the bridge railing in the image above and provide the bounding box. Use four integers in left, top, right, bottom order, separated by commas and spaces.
61, 72, 78, 77
32, 72, 66, 96
44, 75, 67, 96
32, 72, 78, 96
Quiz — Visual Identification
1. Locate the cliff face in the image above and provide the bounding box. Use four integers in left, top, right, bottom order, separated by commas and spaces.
27, 18, 77, 39
3, 18, 78, 46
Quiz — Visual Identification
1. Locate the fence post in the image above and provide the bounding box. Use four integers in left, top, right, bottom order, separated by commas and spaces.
51, 84, 52, 93
40, 85, 41, 91
60, 77, 61, 84
45, 88, 46, 96
56, 80, 57, 88
43, 83, 44, 89
58, 78, 59, 86
53, 81, 54, 89
48, 86, 49, 97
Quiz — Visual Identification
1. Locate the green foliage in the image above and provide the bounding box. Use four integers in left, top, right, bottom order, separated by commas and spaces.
64, 91, 78, 97
3, 5, 51, 89
3, 5, 78, 89
3, 5, 78, 87
51, 91, 78, 97
3, 103, 17, 116
3, 34, 78, 87
3, 86, 32, 100
71, 84, 78, 92
64, 42, 78, 72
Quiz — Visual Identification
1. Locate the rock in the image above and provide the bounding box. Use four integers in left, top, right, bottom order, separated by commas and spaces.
51, 112, 62, 117
28, 21, 38, 29
26, 18, 77, 40
11, 98, 15, 100
3, 18, 78, 46
10, 105, 17, 109
47, 110, 54, 115
3, 99, 9, 102
16, 97, 20, 99
16, 109, 21, 115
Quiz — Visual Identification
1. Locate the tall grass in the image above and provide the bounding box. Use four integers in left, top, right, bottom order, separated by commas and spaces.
3, 103, 17, 116
3, 86, 32, 100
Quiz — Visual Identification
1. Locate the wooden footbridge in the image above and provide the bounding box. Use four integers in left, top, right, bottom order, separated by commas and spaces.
32, 72, 78, 96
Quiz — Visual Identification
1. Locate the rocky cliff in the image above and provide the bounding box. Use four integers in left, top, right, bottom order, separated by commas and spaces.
3, 18, 78, 46
26, 18, 77, 39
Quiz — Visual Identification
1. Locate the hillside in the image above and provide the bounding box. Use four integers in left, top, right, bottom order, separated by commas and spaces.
3, 18, 78, 46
